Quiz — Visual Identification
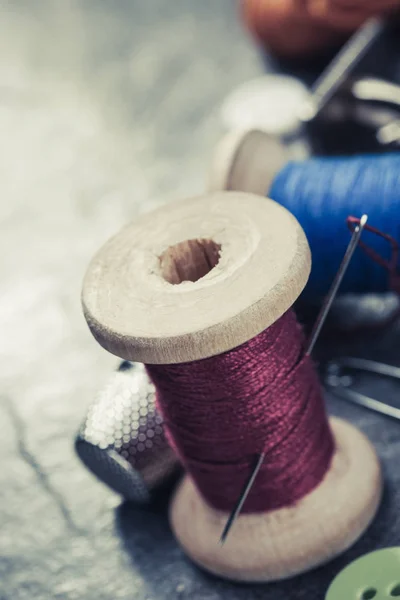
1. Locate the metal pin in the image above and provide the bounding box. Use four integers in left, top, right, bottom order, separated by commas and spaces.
219, 215, 368, 545
325, 357, 400, 421
299, 18, 385, 122
306, 214, 368, 356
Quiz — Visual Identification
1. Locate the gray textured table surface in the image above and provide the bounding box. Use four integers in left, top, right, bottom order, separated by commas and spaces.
1, 1, 400, 599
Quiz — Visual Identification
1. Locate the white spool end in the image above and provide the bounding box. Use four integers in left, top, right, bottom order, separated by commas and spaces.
220, 75, 311, 137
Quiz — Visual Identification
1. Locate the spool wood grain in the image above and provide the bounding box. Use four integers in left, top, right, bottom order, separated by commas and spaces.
82, 191, 310, 364
209, 128, 287, 196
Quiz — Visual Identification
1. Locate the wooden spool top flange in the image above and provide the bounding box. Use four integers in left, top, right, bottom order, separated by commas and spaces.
82, 191, 310, 364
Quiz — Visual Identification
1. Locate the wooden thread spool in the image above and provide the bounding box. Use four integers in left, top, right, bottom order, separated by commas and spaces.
82, 191, 382, 582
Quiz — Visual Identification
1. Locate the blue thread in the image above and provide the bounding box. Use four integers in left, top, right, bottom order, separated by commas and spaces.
269, 154, 400, 300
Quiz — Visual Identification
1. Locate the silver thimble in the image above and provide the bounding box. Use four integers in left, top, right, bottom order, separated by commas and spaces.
75, 361, 180, 503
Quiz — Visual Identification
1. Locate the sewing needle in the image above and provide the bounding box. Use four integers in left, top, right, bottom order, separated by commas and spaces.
300, 18, 385, 122
219, 215, 368, 545
219, 452, 265, 545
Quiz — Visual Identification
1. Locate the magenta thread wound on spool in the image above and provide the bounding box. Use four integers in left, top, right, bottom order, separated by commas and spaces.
146, 311, 334, 514
82, 191, 382, 582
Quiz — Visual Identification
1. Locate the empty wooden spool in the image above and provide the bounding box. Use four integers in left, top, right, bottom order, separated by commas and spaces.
82, 191, 382, 582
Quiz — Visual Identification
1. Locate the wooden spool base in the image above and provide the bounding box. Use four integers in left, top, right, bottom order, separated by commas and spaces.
170, 417, 382, 583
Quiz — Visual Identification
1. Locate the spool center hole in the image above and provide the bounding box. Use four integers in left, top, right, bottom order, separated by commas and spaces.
361, 589, 376, 600
391, 584, 400, 597
160, 238, 221, 285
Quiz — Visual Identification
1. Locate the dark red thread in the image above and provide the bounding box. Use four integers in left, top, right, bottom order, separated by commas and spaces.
347, 216, 400, 295
146, 310, 334, 513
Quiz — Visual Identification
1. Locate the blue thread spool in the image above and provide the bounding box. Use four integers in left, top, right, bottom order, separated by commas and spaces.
210, 129, 400, 302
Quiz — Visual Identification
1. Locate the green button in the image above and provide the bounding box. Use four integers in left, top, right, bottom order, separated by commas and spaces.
326, 548, 400, 600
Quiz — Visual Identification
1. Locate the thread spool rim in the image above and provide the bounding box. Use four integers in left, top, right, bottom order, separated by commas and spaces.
209, 129, 288, 195
208, 128, 255, 192
82, 192, 311, 364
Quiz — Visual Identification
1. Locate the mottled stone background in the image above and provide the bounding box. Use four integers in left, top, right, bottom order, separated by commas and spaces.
1, 2, 399, 599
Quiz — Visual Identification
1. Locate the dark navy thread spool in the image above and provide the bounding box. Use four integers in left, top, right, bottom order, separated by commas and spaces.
209, 129, 400, 306
75, 361, 180, 503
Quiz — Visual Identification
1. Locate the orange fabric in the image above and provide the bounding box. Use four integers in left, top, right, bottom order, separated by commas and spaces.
241, 0, 400, 58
